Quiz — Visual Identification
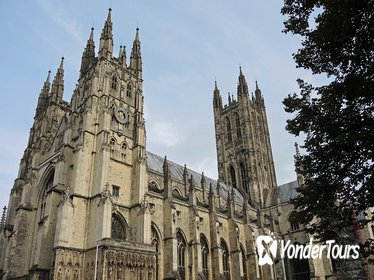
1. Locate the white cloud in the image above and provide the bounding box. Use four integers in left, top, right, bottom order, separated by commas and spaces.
36, 0, 85, 44
148, 120, 181, 148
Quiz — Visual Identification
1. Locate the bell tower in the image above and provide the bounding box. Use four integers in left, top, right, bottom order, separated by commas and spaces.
213, 68, 277, 206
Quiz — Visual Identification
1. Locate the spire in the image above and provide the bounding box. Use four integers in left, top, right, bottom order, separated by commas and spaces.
213, 80, 222, 109
130, 27, 142, 78
237, 66, 249, 97
99, 8, 113, 60
80, 27, 96, 73
51, 57, 64, 103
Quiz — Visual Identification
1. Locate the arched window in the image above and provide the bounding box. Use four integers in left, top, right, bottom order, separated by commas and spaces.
240, 162, 248, 193
111, 214, 126, 240
226, 117, 232, 143
177, 230, 186, 280
111, 75, 118, 90
235, 113, 241, 138
229, 166, 237, 189
152, 225, 161, 280
221, 239, 230, 280
126, 83, 132, 98
40, 170, 54, 220
121, 142, 127, 161
200, 234, 209, 279
109, 138, 116, 156
240, 244, 247, 279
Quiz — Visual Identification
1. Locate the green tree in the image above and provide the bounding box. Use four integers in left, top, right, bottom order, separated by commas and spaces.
282, 0, 374, 257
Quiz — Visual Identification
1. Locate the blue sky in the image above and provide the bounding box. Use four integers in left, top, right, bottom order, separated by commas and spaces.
0, 0, 315, 209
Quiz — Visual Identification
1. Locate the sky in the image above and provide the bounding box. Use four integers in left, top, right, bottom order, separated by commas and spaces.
0, 0, 317, 209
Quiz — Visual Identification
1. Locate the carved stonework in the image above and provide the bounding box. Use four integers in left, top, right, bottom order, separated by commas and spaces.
97, 183, 113, 206
59, 186, 73, 207
103, 249, 155, 279
52, 248, 83, 280
138, 194, 155, 216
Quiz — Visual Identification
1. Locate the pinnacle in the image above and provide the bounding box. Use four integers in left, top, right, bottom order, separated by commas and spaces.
135, 27, 140, 41
107, 7, 112, 21
89, 27, 94, 41
59, 57, 64, 70
46, 70, 51, 83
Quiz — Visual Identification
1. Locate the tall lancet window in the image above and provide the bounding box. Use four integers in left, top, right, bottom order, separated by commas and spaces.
235, 113, 241, 138
111, 214, 126, 240
226, 117, 232, 143
177, 230, 186, 280
229, 166, 237, 189
240, 162, 249, 193
221, 239, 230, 280
126, 83, 132, 98
111, 75, 118, 90
201, 234, 209, 279
152, 225, 160, 280
240, 244, 247, 279
40, 170, 54, 220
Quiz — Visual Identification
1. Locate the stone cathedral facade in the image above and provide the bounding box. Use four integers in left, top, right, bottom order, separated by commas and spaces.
1, 9, 369, 280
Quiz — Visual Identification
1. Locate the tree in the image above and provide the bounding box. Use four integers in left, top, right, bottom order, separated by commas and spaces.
281, 0, 374, 258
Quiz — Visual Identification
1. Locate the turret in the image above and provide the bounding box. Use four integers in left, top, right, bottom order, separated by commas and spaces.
51, 57, 64, 103
80, 27, 96, 74
130, 28, 142, 78
98, 8, 113, 60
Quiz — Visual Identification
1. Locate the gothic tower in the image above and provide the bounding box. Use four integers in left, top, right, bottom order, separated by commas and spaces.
1, 9, 155, 279
213, 68, 277, 206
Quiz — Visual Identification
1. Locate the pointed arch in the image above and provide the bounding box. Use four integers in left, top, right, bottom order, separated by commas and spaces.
151, 223, 162, 280
200, 233, 210, 279
221, 238, 230, 280
177, 229, 187, 280
111, 212, 127, 240
39, 168, 55, 220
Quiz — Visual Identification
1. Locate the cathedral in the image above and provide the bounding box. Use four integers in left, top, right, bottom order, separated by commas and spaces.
0, 9, 371, 280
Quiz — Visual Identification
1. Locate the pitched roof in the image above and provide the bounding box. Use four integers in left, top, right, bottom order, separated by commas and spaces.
264, 180, 299, 207
146, 151, 244, 204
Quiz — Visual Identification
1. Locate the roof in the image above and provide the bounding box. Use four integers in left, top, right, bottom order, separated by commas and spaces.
146, 151, 244, 204
264, 180, 299, 207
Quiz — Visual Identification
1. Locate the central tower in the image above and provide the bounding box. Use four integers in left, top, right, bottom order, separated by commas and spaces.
213, 68, 277, 206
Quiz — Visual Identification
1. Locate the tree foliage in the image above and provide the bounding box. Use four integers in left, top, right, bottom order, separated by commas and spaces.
282, 0, 374, 256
